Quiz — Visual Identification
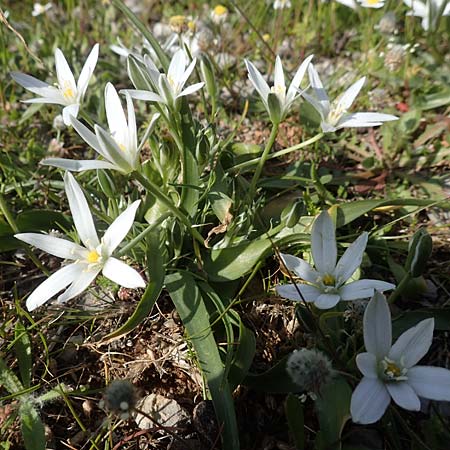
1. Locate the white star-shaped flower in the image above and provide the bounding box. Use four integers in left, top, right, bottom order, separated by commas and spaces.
11, 44, 99, 125
351, 291, 450, 424
302, 64, 398, 132
245, 54, 313, 123
276, 210, 395, 309
15, 172, 145, 311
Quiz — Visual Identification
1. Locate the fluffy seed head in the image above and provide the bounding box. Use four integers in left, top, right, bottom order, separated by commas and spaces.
286, 348, 333, 393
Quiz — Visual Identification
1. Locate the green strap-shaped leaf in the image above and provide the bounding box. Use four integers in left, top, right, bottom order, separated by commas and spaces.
19, 401, 46, 450
14, 321, 32, 388
331, 199, 433, 228
315, 377, 352, 450
228, 318, 256, 391
165, 271, 240, 450
244, 356, 300, 393
101, 232, 166, 342
286, 393, 305, 450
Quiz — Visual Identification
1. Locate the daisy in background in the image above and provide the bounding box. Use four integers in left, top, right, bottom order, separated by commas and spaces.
302, 64, 398, 133
245, 54, 313, 124
276, 210, 395, 309
403, 0, 450, 31
15, 172, 145, 311
32, 2, 52, 16
41, 82, 160, 174
211, 4, 228, 24
11, 44, 99, 125
351, 291, 450, 424
273, 0, 292, 9
357, 0, 385, 7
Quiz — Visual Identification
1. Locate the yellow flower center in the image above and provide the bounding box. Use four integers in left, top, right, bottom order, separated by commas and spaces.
214, 5, 228, 16
167, 74, 178, 90
271, 83, 286, 100
87, 249, 100, 264
61, 81, 76, 101
169, 15, 187, 33
366, 0, 381, 5
262, 33, 271, 42
322, 273, 336, 286
118, 143, 126, 152
384, 361, 401, 377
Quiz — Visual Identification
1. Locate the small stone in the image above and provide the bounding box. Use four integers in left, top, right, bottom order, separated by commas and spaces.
134, 394, 189, 430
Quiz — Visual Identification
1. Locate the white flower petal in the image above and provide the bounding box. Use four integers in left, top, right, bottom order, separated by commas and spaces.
407, 366, 450, 401
363, 291, 392, 359
245, 59, 270, 103
307, 64, 330, 113
25, 263, 83, 311
102, 257, 146, 288
124, 89, 164, 103
10, 72, 61, 100
280, 253, 319, 283
95, 125, 133, 173
311, 210, 337, 274
64, 172, 100, 248
102, 200, 141, 254
70, 116, 104, 156
55, 48, 77, 95
125, 92, 138, 161
22, 97, 65, 105
273, 56, 285, 94
335, 77, 365, 113
168, 49, 187, 87
338, 112, 398, 128
389, 318, 434, 368
41, 158, 116, 172
334, 232, 368, 282
62, 103, 80, 126
302, 92, 326, 121
286, 54, 313, 104
105, 83, 128, 147
314, 293, 341, 309
77, 43, 99, 99
403, 0, 427, 16
275, 284, 321, 302
351, 377, 391, 424
386, 382, 421, 411
15, 233, 84, 260
57, 266, 100, 304
178, 82, 205, 98
143, 54, 161, 86
340, 279, 395, 300
179, 57, 197, 92
356, 352, 378, 378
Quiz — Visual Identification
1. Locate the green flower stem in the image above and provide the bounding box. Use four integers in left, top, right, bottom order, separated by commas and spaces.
388, 271, 412, 304
248, 122, 279, 199
234, 132, 324, 172
131, 171, 204, 245
117, 212, 170, 257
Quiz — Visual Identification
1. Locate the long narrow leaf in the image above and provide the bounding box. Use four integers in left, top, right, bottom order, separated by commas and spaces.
165, 271, 240, 450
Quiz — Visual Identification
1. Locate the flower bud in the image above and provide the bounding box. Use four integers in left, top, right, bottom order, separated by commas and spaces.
406, 228, 432, 278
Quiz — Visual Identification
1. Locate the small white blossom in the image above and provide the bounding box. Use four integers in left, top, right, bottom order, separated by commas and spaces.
125, 49, 204, 110
302, 64, 398, 132
403, 0, 450, 31
351, 292, 450, 424
273, 0, 292, 9
11, 44, 99, 125
245, 54, 313, 123
276, 210, 395, 309
15, 172, 145, 311
32, 2, 52, 16
357, 0, 385, 8
42, 83, 159, 174
211, 4, 228, 23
